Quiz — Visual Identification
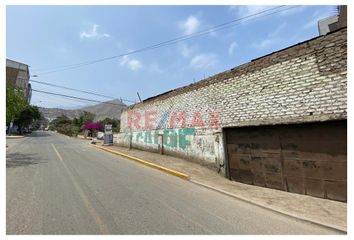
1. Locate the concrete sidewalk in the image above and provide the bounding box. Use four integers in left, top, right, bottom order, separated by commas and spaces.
6, 135, 25, 139
91, 143, 346, 232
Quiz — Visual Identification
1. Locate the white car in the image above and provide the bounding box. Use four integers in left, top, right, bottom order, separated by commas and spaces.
97, 131, 104, 140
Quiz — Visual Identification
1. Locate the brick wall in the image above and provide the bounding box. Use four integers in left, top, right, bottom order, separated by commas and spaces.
115, 28, 347, 173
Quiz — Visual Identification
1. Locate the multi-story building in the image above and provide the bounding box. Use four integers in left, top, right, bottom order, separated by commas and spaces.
6, 58, 32, 103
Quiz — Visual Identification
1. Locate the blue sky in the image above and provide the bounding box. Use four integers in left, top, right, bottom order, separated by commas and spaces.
6, 5, 336, 108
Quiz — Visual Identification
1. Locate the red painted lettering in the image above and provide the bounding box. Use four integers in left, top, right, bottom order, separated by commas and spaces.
127, 111, 141, 130
208, 112, 220, 129
170, 112, 187, 128
144, 111, 157, 130
191, 112, 205, 128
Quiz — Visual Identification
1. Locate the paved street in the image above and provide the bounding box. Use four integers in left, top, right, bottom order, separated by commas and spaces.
6, 131, 339, 234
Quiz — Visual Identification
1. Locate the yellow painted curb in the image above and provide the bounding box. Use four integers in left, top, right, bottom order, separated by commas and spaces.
78, 135, 93, 140
89, 143, 190, 180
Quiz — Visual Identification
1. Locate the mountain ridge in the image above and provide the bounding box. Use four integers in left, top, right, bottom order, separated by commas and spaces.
38, 99, 127, 121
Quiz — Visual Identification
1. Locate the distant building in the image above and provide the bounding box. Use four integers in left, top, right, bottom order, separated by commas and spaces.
318, 5, 347, 36
6, 58, 32, 103
318, 15, 339, 36
337, 5, 347, 29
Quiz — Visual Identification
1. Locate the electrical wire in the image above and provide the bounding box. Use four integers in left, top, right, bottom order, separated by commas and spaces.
32, 5, 299, 75
32, 94, 108, 107
32, 89, 128, 107
30, 79, 135, 103
34, 5, 285, 74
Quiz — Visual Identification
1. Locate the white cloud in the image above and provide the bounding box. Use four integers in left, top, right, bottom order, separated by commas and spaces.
268, 22, 287, 37
252, 22, 287, 50
228, 41, 238, 55
189, 53, 217, 69
179, 15, 201, 35
303, 10, 332, 30
120, 56, 142, 71
179, 43, 197, 58
128, 59, 142, 71
120, 55, 129, 66
80, 24, 110, 39
279, 6, 306, 16
232, 5, 275, 18
255, 38, 274, 49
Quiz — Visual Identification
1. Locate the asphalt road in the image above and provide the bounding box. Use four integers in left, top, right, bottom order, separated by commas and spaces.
6, 131, 339, 234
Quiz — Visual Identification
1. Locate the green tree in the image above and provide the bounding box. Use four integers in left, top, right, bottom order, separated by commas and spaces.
49, 115, 81, 136
99, 118, 120, 133
72, 117, 81, 127
56, 115, 72, 125
32, 115, 49, 130
71, 125, 81, 136
14, 105, 41, 134
49, 115, 69, 130
80, 111, 95, 125
6, 83, 27, 125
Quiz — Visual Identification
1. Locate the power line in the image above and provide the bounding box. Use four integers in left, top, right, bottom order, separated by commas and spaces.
29, 79, 135, 103
33, 5, 297, 75
32, 91, 112, 106
33, 5, 286, 74
32, 89, 128, 107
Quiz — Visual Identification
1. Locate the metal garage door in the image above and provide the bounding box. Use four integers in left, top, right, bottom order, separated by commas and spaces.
225, 120, 347, 202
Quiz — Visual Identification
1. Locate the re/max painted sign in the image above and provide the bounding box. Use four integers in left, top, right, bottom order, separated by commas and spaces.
127, 111, 220, 131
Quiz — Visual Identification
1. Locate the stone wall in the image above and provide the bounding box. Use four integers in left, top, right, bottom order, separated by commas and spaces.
115, 28, 347, 173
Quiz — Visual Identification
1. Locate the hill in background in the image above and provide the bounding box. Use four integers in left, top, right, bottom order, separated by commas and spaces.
38, 99, 127, 121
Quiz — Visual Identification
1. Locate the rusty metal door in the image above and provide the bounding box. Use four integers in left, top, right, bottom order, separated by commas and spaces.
225, 120, 347, 202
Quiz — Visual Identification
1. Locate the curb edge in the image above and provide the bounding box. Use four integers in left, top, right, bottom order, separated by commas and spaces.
190, 179, 347, 233
89, 143, 190, 180
88, 143, 346, 233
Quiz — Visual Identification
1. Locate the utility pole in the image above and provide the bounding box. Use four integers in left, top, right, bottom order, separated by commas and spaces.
137, 92, 142, 102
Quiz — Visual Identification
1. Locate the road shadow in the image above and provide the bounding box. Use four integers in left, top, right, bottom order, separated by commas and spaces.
6, 152, 46, 168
